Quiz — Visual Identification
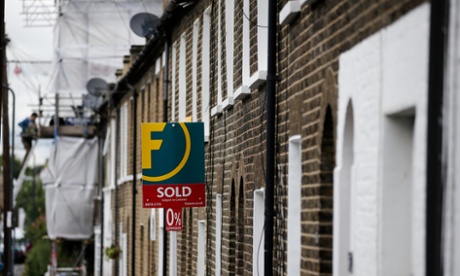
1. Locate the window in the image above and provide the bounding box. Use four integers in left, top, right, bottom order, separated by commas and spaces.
119, 223, 128, 276
109, 119, 116, 187
229, 181, 237, 274
171, 42, 177, 121
223, 0, 235, 110
249, 0, 268, 89
102, 191, 113, 274
158, 208, 164, 276
334, 101, 354, 275
169, 232, 178, 275
237, 177, 245, 274
197, 220, 206, 276
155, 56, 161, 78
234, 0, 251, 101
192, 20, 199, 122
202, 8, 211, 140
179, 33, 187, 121
150, 209, 156, 241
381, 112, 415, 275
215, 194, 222, 276
253, 188, 265, 275
154, 56, 162, 122
211, 1, 223, 117
287, 135, 301, 275
94, 226, 101, 276
119, 103, 129, 180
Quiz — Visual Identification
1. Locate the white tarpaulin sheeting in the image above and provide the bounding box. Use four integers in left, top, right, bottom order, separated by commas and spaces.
47, 0, 163, 98
41, 136, 98, 240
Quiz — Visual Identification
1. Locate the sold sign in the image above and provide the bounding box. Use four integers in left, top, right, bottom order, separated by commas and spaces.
142, 122, 206, 209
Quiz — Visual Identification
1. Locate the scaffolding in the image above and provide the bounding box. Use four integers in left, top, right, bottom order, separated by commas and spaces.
18, 1, 165, 274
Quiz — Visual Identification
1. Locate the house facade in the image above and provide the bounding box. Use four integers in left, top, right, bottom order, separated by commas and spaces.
95, 0, 458, 275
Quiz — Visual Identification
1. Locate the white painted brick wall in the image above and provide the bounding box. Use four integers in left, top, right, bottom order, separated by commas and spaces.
444, 0, 460, 275
338, 31, 382, 276
336, 3, 430, 276
382, 5, 429, 276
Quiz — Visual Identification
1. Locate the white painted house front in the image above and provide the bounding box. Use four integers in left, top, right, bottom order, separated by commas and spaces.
335, 3, 430, 276
443, 0, 460, 275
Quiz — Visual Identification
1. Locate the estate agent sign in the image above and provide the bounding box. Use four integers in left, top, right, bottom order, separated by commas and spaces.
142, 122, 206, 209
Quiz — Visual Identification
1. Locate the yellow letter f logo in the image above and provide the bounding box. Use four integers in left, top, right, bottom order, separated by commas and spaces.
142, 123, 166, 169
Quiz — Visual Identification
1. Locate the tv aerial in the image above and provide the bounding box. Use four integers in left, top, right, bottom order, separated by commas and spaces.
130, 12, 160, 38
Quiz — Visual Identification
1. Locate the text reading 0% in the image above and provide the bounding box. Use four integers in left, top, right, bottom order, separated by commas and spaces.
166, 208, 182, 226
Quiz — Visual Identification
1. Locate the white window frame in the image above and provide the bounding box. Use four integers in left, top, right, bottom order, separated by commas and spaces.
202, 7, 211, 141
215, 194, 222, 276
111, 118, 116, 184
155, 56, 162, 78
287, 135, 302, 275
150, 209, 156, 241
158, 208, 164, 276
211, 1, 223, 117
253, 188, 265, 275
102, 191, 113, 275
169, 232, 177, 276
249, 0, 268, 89
94, 226, 101, 276
197, 220, 206, 276
192, 20, 199, 122
171, 42, 177, 121
223, 0, 235, 110
107, 119, 116, 188
179, 33, 187, 121
119, 224, 128, 276
119, 103, 128, 181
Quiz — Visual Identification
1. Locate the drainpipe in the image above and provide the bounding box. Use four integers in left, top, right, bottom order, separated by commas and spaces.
2, 84, 13, 276
98, 126, 105, 276
127, 83, 138, 276
6, 87, 15, 182
114, 107, 120, 276
426, 0, 449, 275
162, 36, 170, 276
7, 87, 15, 276
264, 0, 277, 274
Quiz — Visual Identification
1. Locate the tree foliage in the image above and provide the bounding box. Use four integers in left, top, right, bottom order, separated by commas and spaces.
15, 178, 46, 228
0, 155, 22, 178
24, 240, 50, 276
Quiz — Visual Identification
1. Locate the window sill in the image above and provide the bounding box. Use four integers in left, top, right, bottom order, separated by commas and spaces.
211, 105, 222, 117
234, 85, 251, 101
280, 1, 300, 25
249, 70, 267, 89
222, 97, 234, 111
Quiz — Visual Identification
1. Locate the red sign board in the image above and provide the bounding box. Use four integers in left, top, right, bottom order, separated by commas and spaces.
143, 184, 205, 208
165, 208, 182, 231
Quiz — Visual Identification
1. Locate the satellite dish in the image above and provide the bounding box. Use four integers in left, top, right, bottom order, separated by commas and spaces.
130, 13, 159, 38
86, 78, 108, 97
82, 94, 103, 109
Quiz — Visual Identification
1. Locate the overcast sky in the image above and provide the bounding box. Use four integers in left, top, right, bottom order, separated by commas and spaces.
4, 0, 54, 165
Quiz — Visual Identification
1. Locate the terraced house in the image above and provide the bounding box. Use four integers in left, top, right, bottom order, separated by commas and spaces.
96, 0, 458, 275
